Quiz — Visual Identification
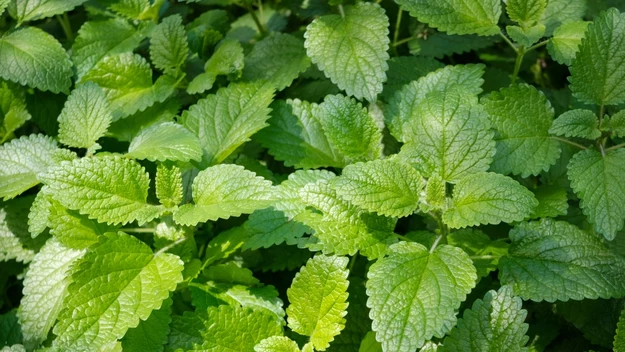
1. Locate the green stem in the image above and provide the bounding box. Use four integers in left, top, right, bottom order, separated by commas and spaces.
526, 39, 550, 52
348, 253, 358, 273
155, 237, 188, 256
338, 4, 345, 19
550, 136, 588, 150
499, 30, 518, 53
392, 36, 414, 47
510, 46, 525, 84
607, 142, 625, 151
599, 103, 605, 129
257, 0, 265, 26
393, 8, 403, 53
395, 233, 414, 242
248, 7, 266, 35
122, 227, 157, 233
430, 234, 443, 253
469, 255, 500, 260
56, 13, 73, 42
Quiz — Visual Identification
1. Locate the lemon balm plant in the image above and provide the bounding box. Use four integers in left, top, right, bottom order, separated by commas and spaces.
2, 0, 625, 351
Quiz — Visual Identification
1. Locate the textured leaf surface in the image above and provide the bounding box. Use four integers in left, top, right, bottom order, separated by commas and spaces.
539, 0, 586, 35
482, 84, 560, 177
610, 110, 625, 138
333, 159, 424, 218
381, 56, 444, 100
549, 109, 600, 139
188, 39, 244, 95
407, 33, 497, 60
547, 21, 589, 65
395, 0, 501, 36
441, 286, 529, 352
155, 164, 182, 209
568, 149, 625, 240
0, 27, 72, 93
569, 8, 625, 106
243, 208, 309, 250
128, 122, 201, 162
255, 336, 300, 352
173, 164, 274, 226
507, 0, 546, 27
304, 3, 390, 102
530, 184, 568, 219
287, 255, 349, 350
52, 232, 183, 350
505, 24, 546, 47
443, 172, 537, 228
181, 83, 274, 166
0, 197, 42, 263
41, 155, 163, 226
0, 82, 30, 142
447, 229, 508, 278
499, 219, 625, 302
150, 14, 189, 76
13, 0, 87, 24
366, 242, 476, 351
121, 298, 172, 352
616, 306, 625, 352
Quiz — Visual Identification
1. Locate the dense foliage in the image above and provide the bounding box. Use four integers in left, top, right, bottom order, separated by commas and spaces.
2, 0, 625, 351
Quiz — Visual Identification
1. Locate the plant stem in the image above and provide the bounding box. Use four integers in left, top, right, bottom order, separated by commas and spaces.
257, 0, 265, 26
526, 39, 550, 52
510, 46, 525, 84
393, 8, 403, 53
395, 233, 414, 242
550, 136, 588, 150
348, 253, 358, 272
499, 30, 518, 53
155, 237, 188, 256
430, 234, 443, 253
338, 4, 345, 19
56, 13, 73, 42
248, 7, 266, 35
469, 255, 500, 260
122, 227, 157, 233
607, 142, 625, 151
599, 103, 605, 129
392, 36, 414, 47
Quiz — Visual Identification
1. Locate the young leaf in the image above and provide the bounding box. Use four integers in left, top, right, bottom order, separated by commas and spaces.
109, 0, 151, 20
499, 219, 625, 301
304, 3, 390, 102
256, 99, 346, 169
398, 88, 494, 183
188, 39, 244, 95
0, 27, 72, 93
507, 0, 546, 28
505, 24, 546, 47
447, 229, 508, 278
568, 149, 625, 240
18, 238, 84, 348
255, 336, 301, 352
121, 298, 172, 352
332, 159, 424, 218
0, 82, 31, 143
128, 122, 202, 162
441, 286, 529, 352
366, 242, 477, 351
482, 84, 561, 177
172, 164, 274, 226
286, 255, 349, 351
395, 0, 501, 36
52, 232, 184, 351
155, 164, 183, 209
549, 109, 601, 139
12, 0, 88, 24
40, 155, 163, 226
150, 14, 189, 77
180, 82, 274, 167
242, 33, 311, 91
547, 21, 590, 65
57, 82, 112, 150
610, 110, 625, 138
569, 8, 625, 106
443, 172, 538, 228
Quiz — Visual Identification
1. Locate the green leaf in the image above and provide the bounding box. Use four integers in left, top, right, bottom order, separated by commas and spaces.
0, 311, 22, 348
568, 149, 625, 240
0, 134, 65, 201
57, 82, 112, 150
173, 164, 274, 226
0, 82, 31, 143
255, 336, 300, 352
507, 0, 546, 27
52, 232, 183, 351
569, 8, 625, 106
330, 277, 372, 352
500, 219, 625, 301
505, 24, 546, 47
381, 56, 444, 100
273, 169, 337, 218
315, 94, 382, 161
616, 306, 625, 352
395, 0, 501, 36
41, 155, 163, 226
482, 84, 561, 177
242, 208, 309, 250
72, 19, 150, 81
408, 33, 498, 60
128, 122, 202, 162
446, 229, 508, 278
256, 99, 346, 169
358, 332, 382, 352
547, 21, 590, 65
107, 99, 179, 142
539, 0, 586, 36
304, 3, 390, 102
398, 88, 494, 183
0, 27, 72, 93
1, 197, 43, 263
0, 0, 8, 15
557, 298, 623, 348
109, 0, 151, 20
441, 286, 529, 352
366, 242, 477, 351
443, 172, 538, 228
203, 262, 259, 286
12, 0, 88, 24
18, 238, 84, 348
121, 298, 172, 352
243, 33, 311, 91
150, 14, 189, 77
287, 255, 349, 350
155, 164, 182, 209
187, 39, 244, 95
27, 191, 50, 237
549, 109, 601, 140
530, 184, 568, 219
332, 159, 424, 218
180, 83, 274, 167
609, 110, 625, 138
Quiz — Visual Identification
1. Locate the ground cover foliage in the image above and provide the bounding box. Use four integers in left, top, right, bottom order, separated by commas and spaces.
2, 0, 625, 351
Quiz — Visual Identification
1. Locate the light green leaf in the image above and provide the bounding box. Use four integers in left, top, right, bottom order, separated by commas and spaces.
242, 208, 309, 250
568, 149, 625, 240
386, 64, 485, 142
12, 0, 87, 24
549, 109, 601, 139
482, 84, 561, 177
499, 219, 625, 301
18, 238, 84, 348
273, 169, 337, 218
333, 159, 424, 218
304, 3, 390, 102
128, 122, 201, 162
0, 0, 8, 15
155, 164, 182, 209
358, 331, 382, 352
547, 21, 590, 65
47, 198, 117, 249
447, 229, 508, 278
530, 184, 568, 219
616, 306, 625, 352
505, 24, 546, 47
187, 39, 244, 95
0, 27, 72, 93
507, 0, 546, 27
315, 94, 382, 161
52, 232, 183, 351
539, 0, 586, 36
407, 32, 498, 60
109, 0, 150, 20
256, 99, 346, 169
255, 336, 300, 352
381, 56, 444, 100
441, 286, 529, 352
27, 190, 50, 237
1, 197, 43, 263
173, 164, 274, 226
394, 0, 501, 36
330, 277, 372, 352
0, 82, 31, 143
57, 82, 112, 150
398, 88, 494, 183
610, 110, 625, 138
0, 134, 64, 201
106, 99, 179, 142
121, 298, 172, 352
40, 155, 163, 226
366, 242, 477, 351
569, 8, 625, 106
287, 255, 349, 351
243, 33, 311, 91
180, 82, 274, 167
150, 14, 189, 77
203, 262, 259, 286
443, 172, 538, 228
